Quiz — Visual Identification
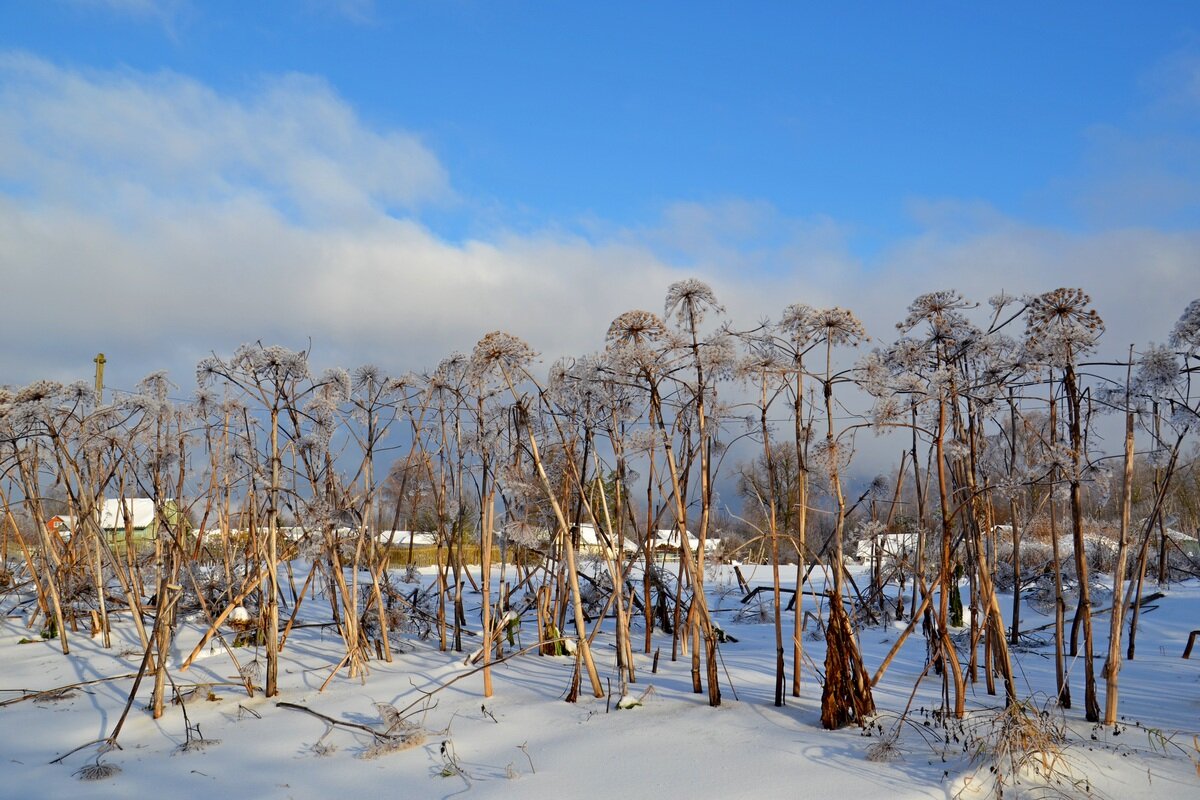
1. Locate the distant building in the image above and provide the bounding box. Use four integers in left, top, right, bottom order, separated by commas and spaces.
46, 515, 74, 539
1164, 527, 1200, 559
377, 530, 438, 547
574, 523, 638, 557
854, 532, 919, 563
99, 498, 187, 544
652, 528, 721, 556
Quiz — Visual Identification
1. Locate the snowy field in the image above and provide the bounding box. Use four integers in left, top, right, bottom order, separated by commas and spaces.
2, 563, 1198, 800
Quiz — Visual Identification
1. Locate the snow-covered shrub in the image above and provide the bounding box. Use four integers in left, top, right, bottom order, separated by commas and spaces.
991, 538, 1054, 592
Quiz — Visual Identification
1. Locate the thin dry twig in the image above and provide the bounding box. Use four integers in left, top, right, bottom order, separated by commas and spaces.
0, 674, 137, 708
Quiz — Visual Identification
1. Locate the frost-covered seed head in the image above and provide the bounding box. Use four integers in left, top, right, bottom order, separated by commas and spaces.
469, 331, 537, 381
899, 290, 973, 333
664, 278, 723, 331
1135, 344, 1180, 398
353, 364, 381, 391
1169, 299, 1200, 353
606, 310, 666, 349
196, 356, 225, 387
320, 368, 352, 402
16, 380, 64, 405
1024, 288, 1104, 360
779, 303, 818, 346
813, 307, 867, 347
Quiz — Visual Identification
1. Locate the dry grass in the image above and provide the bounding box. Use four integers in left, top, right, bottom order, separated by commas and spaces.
869, 698, 1092, 799
385, 544, 504, 569
955, 699, 1092, 799
985, 700, 1068, 781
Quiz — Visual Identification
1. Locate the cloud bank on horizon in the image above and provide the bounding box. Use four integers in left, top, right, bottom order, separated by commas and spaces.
1, 4, 1198, 398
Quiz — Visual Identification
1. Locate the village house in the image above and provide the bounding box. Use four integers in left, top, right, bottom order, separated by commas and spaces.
573, 523, 638, 557
652, 527, 721, 556
45, 514, 74, 539
99, 498, 188, 544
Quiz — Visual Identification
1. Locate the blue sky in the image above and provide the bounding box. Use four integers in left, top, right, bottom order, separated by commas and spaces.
13, 2, 1195, 238
2, 1, 1199, 391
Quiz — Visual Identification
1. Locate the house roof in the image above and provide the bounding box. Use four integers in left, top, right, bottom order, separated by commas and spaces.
854, 532, 919, 561
575, 523, 638, 553
46, 515, 75, 536
378, 530, 437, 546
1163, 527, 1197, 542
654, 528, 697, 548
99, 498, 158, 530
653, 528, 721, 553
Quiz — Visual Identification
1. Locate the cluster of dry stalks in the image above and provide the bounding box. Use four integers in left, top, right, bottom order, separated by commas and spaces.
0, 284, 1197, 773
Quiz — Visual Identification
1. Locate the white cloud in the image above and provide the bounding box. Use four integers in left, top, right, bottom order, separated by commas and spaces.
864, 210, 1199, 349
0, 54, 450, 226
1, 53, 1197, 424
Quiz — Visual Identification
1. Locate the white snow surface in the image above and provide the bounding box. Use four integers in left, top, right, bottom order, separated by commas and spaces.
1, 564, 1198, 799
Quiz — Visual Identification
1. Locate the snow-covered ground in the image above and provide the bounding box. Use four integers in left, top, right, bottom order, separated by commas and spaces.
2, 563, 1198, 799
